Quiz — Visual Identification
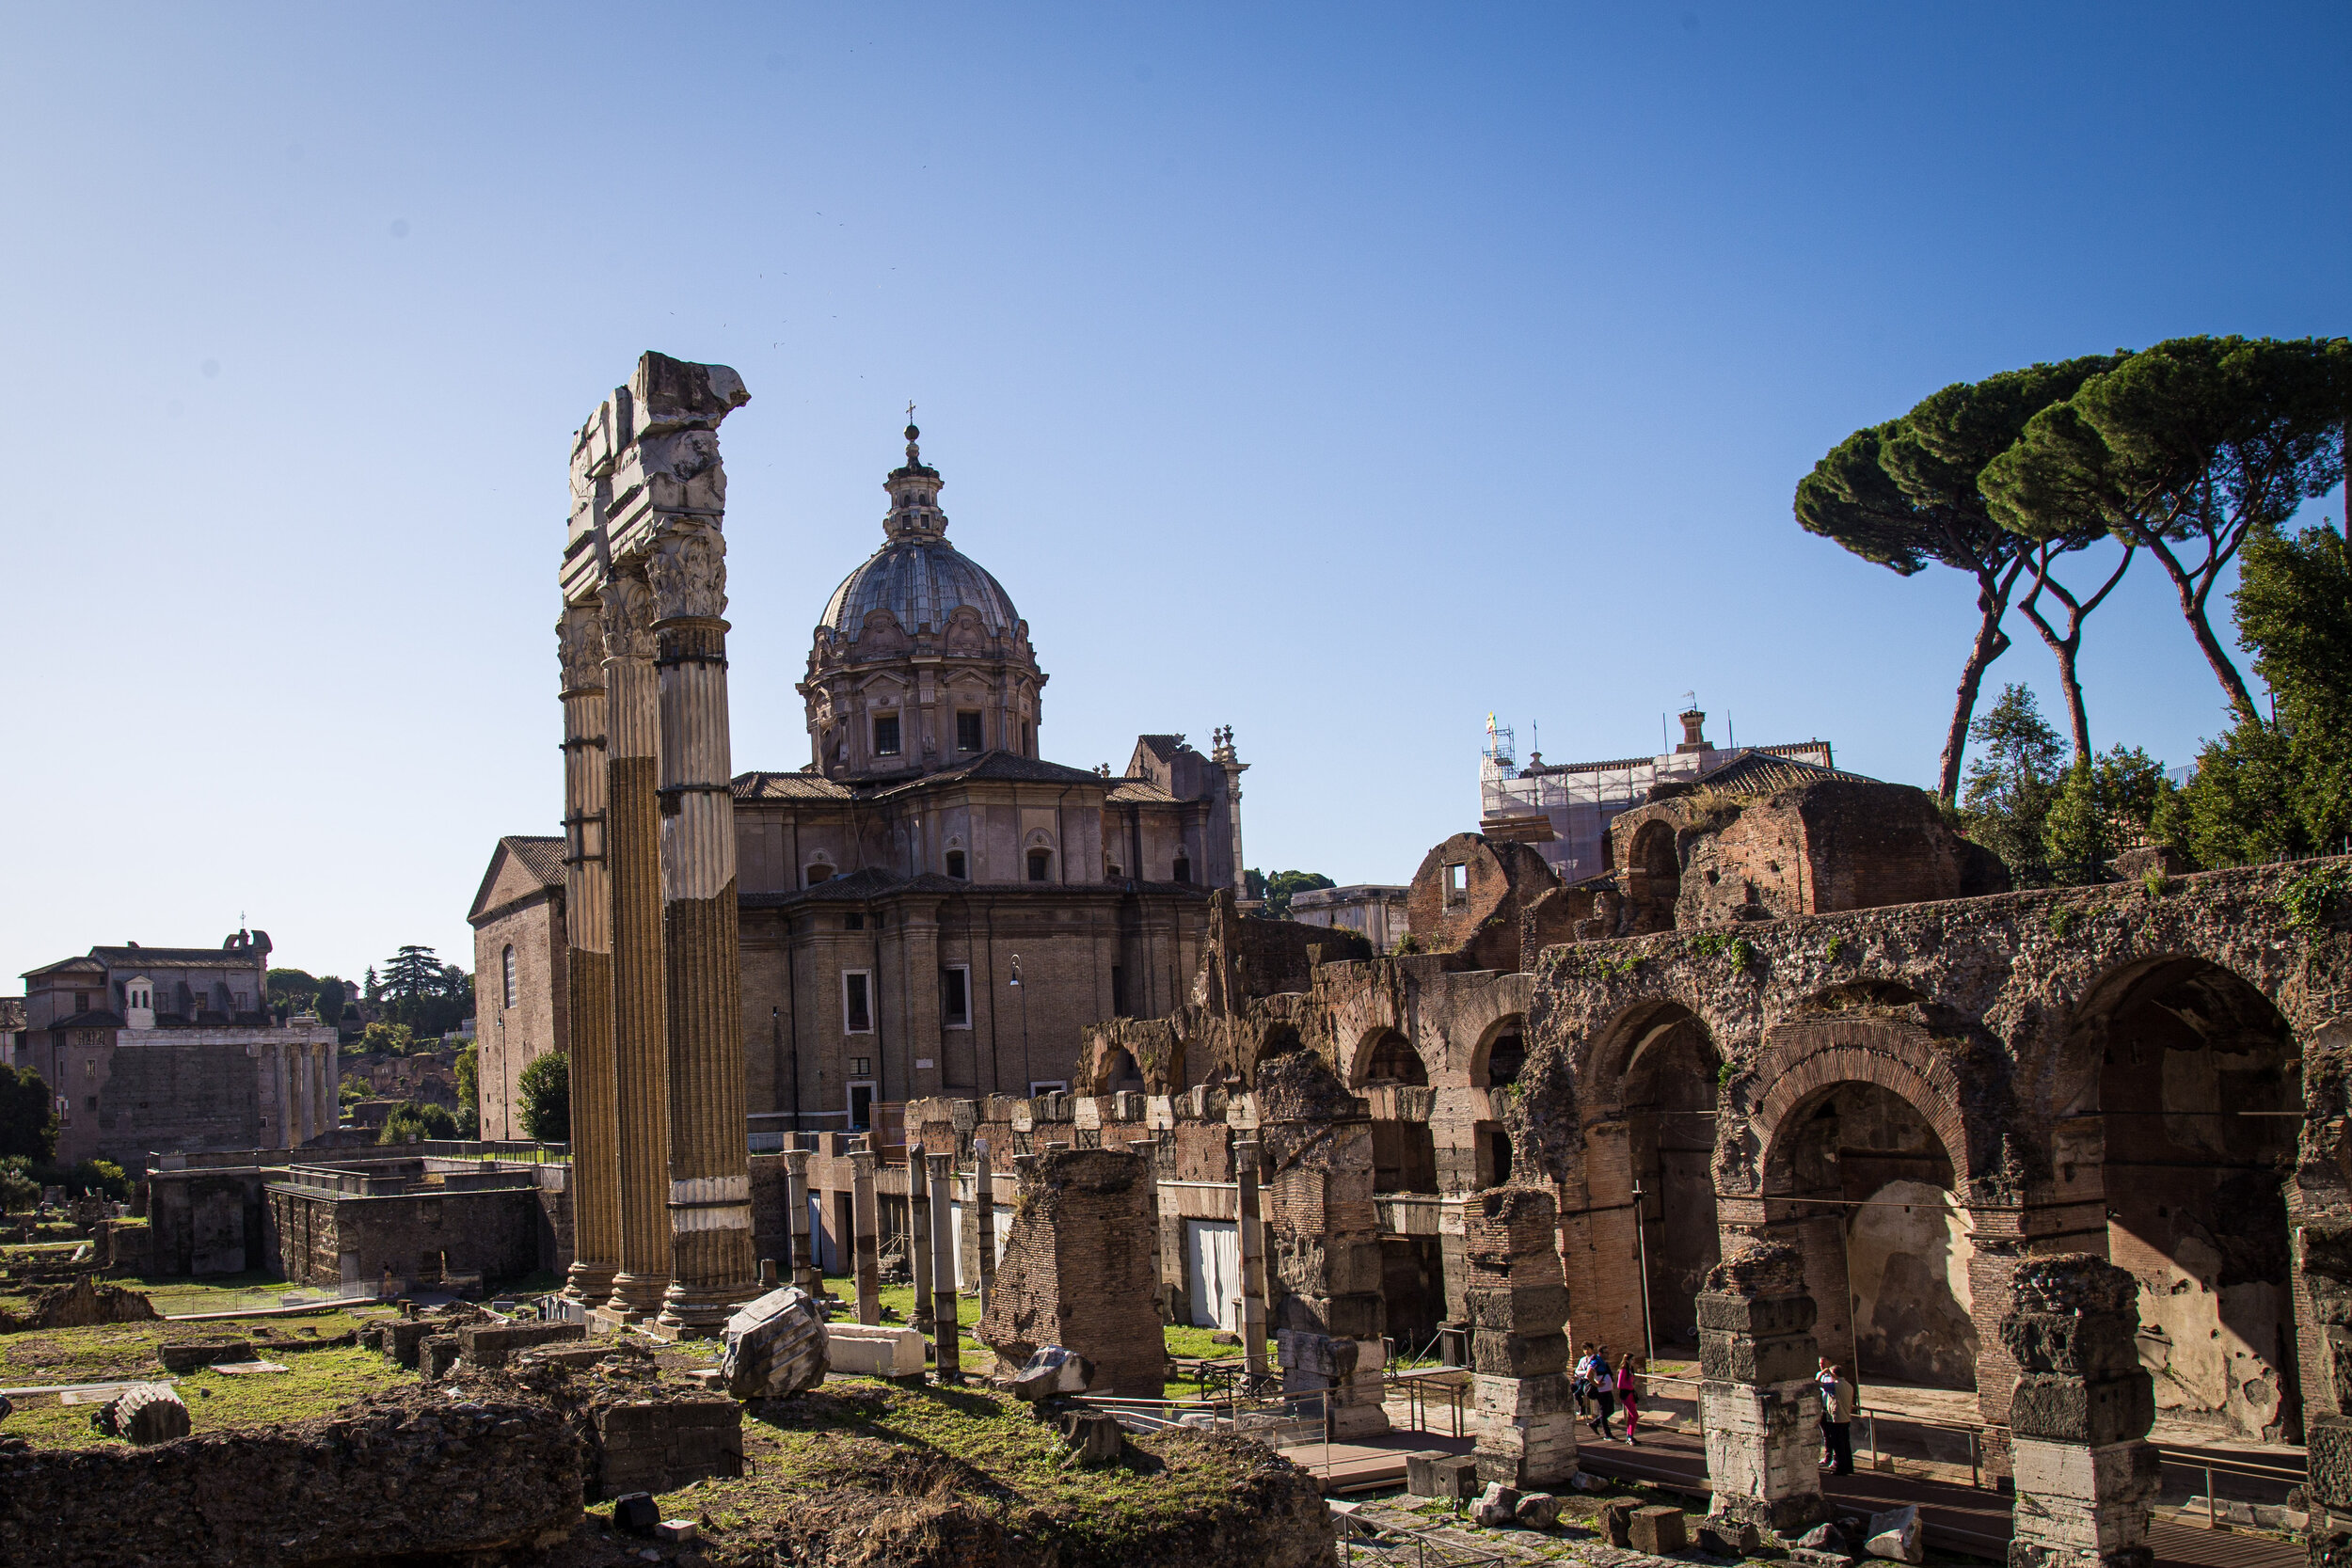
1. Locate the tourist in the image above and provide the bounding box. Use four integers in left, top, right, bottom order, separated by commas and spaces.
1587, 1345, 1618, 1441
1616, 1353, 1643, 1444
1819, 1360, 1855, 1475
1572, 1340, 1597, 1418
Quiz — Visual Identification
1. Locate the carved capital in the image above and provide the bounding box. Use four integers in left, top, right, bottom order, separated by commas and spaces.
647, 518, 727, 623
558, 602, 607, 692
599, 570, 657, 662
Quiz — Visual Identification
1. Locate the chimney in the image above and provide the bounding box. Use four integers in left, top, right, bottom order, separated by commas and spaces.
1677, 708, 1709, 753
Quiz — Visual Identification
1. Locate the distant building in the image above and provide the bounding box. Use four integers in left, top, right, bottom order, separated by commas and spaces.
1290, 884, 1408, 953
467, 835, 569, 1141
0, 998, 24, 1066
1479, 707, 1835, 885
17, 929, 339, 1168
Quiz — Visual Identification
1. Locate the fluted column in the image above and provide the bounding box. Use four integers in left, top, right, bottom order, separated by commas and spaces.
650, 516, 758, 1331
601, 569, 672, 1319
560, 599, 622, 1305
783, 1147, 818, 1294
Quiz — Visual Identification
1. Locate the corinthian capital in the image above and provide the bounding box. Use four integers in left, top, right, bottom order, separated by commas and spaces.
599, 570, 657, 662
647, 518, 728, 623
558, 601, 607, 692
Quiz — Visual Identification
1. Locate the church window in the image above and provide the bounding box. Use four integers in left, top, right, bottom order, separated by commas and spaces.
85, 1059, 96, 1080
844, 913, 864, 931
73, 992, 87, 1013
873, 714, 901, 756
501, 945, 516, 1009
946, 850, 966, 879
1172, 853, 1192, 885
805, 862, 834, 887
1111, 966, 1129, 1017
1023, 721, 1033, 755
842, 972, 873, 1034
943, 965, 971, 1028
1027, 849, 1051, 882
956, 711, 982, 752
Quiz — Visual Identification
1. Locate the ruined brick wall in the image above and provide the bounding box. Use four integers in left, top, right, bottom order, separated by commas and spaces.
0, 1376, 581, 1568
1406, 833, 1560, 970
976, 1148, 1164, 1396
265, 1184, 544, 1289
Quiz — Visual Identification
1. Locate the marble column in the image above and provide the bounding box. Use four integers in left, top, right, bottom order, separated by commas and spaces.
851, 1147, 882, 1325
928, 1149, 961, 1381
974, 1137, 997, 1321
908, 1142, 935, 1333
296, 1042, 315, 1145
601, 568, 672, 1320
649, 516, 757, 1332
783, 1148, 818, 1295
276, 1042, 294, 1150
1696, 1236, 1827, 1532
1235, 1137, 1269, 1380
2003, 1254, 2158, 1568
559, 599, 621, 1305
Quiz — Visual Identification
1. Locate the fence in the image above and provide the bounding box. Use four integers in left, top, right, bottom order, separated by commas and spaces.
1076, 1387, 1333, 1481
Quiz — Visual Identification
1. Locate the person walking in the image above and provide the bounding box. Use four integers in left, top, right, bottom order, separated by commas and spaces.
1819, 1360, 1855, 1476
1572, 1341, 1596, 1418
1615, 1353, 1644, 1445
1586, 1346, 1618, 1442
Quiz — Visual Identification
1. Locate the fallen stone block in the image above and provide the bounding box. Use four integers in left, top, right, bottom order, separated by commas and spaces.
656, 1519, 700, 1544
1697, 1518, 1759, 1557
1059, 1410, 1124, 1465
457, 1320, 586, 1370
1514, 1492, 1561, 1529
1406, 1451, 1481, 1500
613, 1493, 660, 1535
1470, 1481, 1521, 1527
826, 1323, 925, 1380
1601, 1498, 1639, 1545
1863, 1503, 1922, 1562
158, 1338, 250, 1373
522, 1344, 616, 1370
719, 1286, 828, 1398
1786, 1548, 1856, 1568
1008, 1345, 1094, 1400
97, 1383, 188, 1445
1629, 1503, 1687, 1556
419, 1333, 461, 1381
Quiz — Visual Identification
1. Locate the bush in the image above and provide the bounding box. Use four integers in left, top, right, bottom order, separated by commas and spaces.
0, 1157, 39, 1212
377, 1101, 459, 1144
517, 1052, 571, 1144
0, 1067, 57, 1163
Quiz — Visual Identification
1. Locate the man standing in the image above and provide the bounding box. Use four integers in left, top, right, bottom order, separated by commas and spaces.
1818, 1359, 1855, 1476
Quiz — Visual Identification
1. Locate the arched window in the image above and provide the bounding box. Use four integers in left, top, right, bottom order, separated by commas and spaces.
501, 945, 517, 1009
1172, 852, 1192, 885
946, 850, 967, 879
1027, 849, 1051, 882
805, 861, 835, 888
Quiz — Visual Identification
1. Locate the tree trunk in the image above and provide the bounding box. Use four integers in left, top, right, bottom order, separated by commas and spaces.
2142, 533, 2260, 722
1938, 587, 2013, 806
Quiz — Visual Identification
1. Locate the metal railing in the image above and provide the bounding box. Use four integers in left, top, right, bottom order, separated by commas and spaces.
2156, 1446, 2308, 1531
1076, 1386, 1333, 1479
1338, 1515, 1510, 1567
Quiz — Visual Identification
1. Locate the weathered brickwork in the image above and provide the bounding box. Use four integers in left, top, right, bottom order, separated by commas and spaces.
976, 1147, 1165, 1397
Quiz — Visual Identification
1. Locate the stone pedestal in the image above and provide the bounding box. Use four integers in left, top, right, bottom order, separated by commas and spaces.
1463, 1185, 1578, 1487
1697, 1238, 1826, 1531
1257, 1053, 1387, 1437
2002, 1254, 2157, 1568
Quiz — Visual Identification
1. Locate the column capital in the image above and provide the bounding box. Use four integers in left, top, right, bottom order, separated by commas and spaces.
599, 568, 656, 662
558, 600, 607, 695
647, 516, 727, 624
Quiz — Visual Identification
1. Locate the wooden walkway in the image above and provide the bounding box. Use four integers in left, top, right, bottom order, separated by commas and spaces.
1568, 1425, 2301, 1568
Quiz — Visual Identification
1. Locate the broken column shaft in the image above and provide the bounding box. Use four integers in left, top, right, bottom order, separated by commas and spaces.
1256, 1053, 1387, 1437
782, 1147, 818, 1294
928, 1149, 961, 1382
1235, 1137, 1269, 1381
908, 1144, 935, 1334
1464, 1184, 1579, 1488
850, 1147, 882, 1325
1696, 1237, 1827, 1531
2002, 1253, 2158, 1568
973, 1137, 996, 1322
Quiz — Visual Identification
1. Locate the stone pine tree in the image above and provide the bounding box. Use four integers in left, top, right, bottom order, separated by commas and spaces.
1983, 335, 2350, 723
1794, 354, 2124, 802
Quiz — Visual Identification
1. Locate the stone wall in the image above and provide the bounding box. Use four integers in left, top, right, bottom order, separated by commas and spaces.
976, 1147, 1164, 1396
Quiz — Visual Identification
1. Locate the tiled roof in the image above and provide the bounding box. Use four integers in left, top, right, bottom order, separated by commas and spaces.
1686, 749, 1879, 798
733, 771, 855, 802
1104, 780, 1180, 804
501, 835, 567, 889
43, 1010, 125, 1030
1134, 734, 1184, 764
28, 948, 260, 980
869, 751, 1104, 799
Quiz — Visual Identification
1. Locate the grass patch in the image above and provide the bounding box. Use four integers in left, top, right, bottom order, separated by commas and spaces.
3, 1340, 413, 1449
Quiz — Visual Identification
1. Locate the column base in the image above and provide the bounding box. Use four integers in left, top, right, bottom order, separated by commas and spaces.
564, 1261, 619, 1304
657, 1278, 758, 1336
604, 1271, 669, 1321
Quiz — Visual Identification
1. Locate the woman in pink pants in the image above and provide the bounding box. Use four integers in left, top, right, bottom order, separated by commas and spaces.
1615, 1354, 1643, 1444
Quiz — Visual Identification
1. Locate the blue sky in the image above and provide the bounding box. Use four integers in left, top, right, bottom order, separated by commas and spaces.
2, 4, 2344, 989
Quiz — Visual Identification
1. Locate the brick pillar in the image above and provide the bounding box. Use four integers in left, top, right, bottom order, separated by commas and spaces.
1235, 1137, 1269, 1380
974, 1148, 1163, 1397
908, 1143, 935, 1333
2003, 1254, 2158, 1568
558, 599, 620, 1306
1696, 1237, 1828, 1531
850, 1147, 882, 1325
781, 1148, 817, 1295
600, 567, 672, 1321
1970, 1228, 2029, 1483
1465, 1185, 1580, 1488
928, 1149, 961, 1382
1258, 1053, 1388, 1438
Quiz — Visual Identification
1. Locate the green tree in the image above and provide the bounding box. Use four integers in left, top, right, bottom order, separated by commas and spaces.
1249, 869, 1335, 919
0, 1069, 58, 1163
516, 1052, 571, 1144
378, 1101, 458, 1144
1983, 336, 2349, 721
1796, 355, 2126, 801
2042, 746, 2177, 876
313, 974, 350, 1022
1959, 684, 2066, 883
359, 1021, 415, 1056
0, 1157, 38, 1212
265, 967, 317, 1008
2163, 518, 2352, 865
453, 1043, 478, 1109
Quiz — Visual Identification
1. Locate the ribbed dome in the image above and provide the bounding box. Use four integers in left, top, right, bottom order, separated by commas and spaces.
818, 538, 1020, 645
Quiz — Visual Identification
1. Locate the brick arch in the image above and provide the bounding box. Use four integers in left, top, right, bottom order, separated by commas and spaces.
1746, 1017, 1973, 1198
2040, 950, 2298, 1124
1575, 994, 1729, 1117
1344, 1024, 1425, 1088
1469, 1012, 1527, 1089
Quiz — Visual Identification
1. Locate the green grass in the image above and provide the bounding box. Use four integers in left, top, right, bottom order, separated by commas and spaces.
597, 1380, 1311, 1564
3, 1341, 413, 1449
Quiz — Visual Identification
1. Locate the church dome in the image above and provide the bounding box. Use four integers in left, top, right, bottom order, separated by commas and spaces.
814, 422, 1021, 650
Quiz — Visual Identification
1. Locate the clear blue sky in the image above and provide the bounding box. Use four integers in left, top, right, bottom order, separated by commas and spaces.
2, 4, 2344, 990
